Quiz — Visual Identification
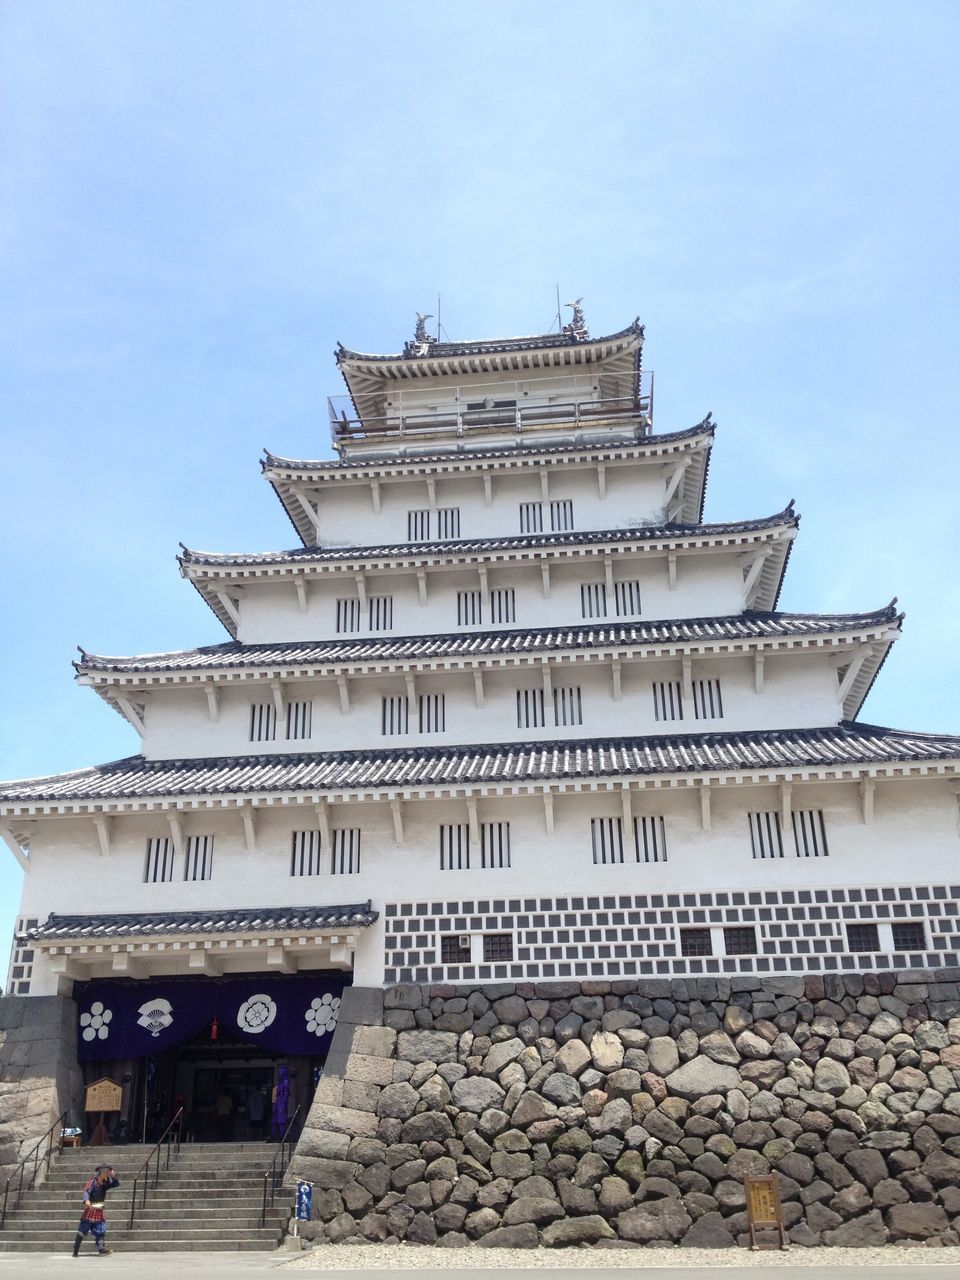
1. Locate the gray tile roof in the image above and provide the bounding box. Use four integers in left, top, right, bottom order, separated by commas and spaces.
335, 319, 643, 364
21, 903, 378, 942
178, 509, 798, 570
76, 606, 901, 676
2, 723, 957, 808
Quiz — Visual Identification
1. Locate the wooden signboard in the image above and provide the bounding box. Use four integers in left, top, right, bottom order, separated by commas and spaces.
85, 1078, 122, 1113
744, 1172, 787, 1250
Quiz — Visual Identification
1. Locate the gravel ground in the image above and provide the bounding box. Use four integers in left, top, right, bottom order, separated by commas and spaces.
283, 1243, 960, 1269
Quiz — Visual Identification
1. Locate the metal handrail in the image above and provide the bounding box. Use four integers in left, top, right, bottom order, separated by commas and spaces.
0, 1110, 67, 1229
260, 1105, 302, 1228
126, 1107, 183, 1231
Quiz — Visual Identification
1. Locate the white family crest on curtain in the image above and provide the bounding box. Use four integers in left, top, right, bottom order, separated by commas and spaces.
80, 1001, 113, 1042
137, 997, 174, 1037
305, 993, 341, 1037
237, 993, 277, 1035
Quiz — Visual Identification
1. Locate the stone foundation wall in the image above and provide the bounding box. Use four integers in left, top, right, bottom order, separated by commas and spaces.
0, 995, 83, 1187
289, 973, 960, 1249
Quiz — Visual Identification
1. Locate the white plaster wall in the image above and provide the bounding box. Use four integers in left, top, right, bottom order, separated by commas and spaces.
140, 651, 843, 760
19, 778, 960, 992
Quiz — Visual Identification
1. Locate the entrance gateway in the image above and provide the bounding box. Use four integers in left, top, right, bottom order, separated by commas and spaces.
75, 971, 347, 1143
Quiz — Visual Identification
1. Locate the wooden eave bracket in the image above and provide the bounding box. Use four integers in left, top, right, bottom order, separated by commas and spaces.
295, 580, 309, 614
417, 568, 428, 605
294, 491, 322, 541
699, 782, 712, 831
663, 457, 691, 516
167, 814, 185, 860
837, 645, 875, 705
370, 479, 381, 514
115, 696, 146, 737
860, 778, 876, 825
240, 804, 257, 852
266, 944, 297, 975
740, 549, 772, 606
204, 682, 220, 723
0, 826, 29, 872
611, 658, 622, 701
213, 591, 242, 630
93, 816, 111, 858
482, 473, 493, 507
189, 949, 223, 977
391, 798, 405, 845
473, 668, 485, 708
466, 797, 480, 843
336, 674, 350, 714
314, 800, 331, 846
543, 792, 555, 835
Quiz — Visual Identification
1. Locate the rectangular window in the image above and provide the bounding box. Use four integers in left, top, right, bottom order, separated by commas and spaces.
368, 596, 393, 631
290, 829, 322, 877
892, 922, 926, 952
516, 687, 545, 729
519, 501, 543, 534
490, 588, 516, 625
653, 680, 683, 722
184, 835, 213, 882
407, 509, 430, 541
723, 926, 757, 956
440, 823, 470, 871
144, 837, 174, 884
615, 580, 642, 617
286, 700, 312, 741
792, 809, 829, 858
249, 702, 277, 742
418, 693, 445, 734
437, 507, 461, 539
580, 582, 607, 619
381, 695, 409, 736
749, 811, 784, 859
634, 815, 668, 863
480, 822, 511, 870
441, 935, 471, 964
457, 590, 482, 627
550, 499, 574, 532
553, 685, 583, 727
483, 934, 513, 962
591, 816, 624, 865
330, 829, 360, 875
692, 678, 724, 720
847, 922, 880, 953
680, 927, 713, 957
336, 598, 361, 634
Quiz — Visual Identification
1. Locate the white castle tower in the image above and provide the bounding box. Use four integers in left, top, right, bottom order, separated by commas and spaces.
4, 307, 960, 1013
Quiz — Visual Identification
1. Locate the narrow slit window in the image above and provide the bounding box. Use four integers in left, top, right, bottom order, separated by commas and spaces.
591, 816, 624, 865
437, 507, 461, 539
331, 828, 360, 875
653, 680, 683, 721
368, 596, 394, 631
490, 588, 516, 625
407, 509, 430, 541
693, 678, 724, 720
285, 700, 312, 741
749, 811, 784, 859
550, 499, 574, 532
634, 815, 667, 863
418, 693, 445, 734
290, 830, 322, 877
553, 685, 583, 726
516, 687, 545, 729
249, 702, 277, 742
440, 824, 470, 871
144, 837, 174, 884
792, 809, 828, 858
480, 822, 511, 869
580, 582, 607, 619
615, 580, 642, 617
519, 502, 543, 534
336, 598, 361, 634
381, 695, 409, 736
457, 590, 482, 627
184, 835, 213, 882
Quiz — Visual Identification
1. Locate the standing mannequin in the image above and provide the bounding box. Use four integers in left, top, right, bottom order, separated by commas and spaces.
270, 1064, 290, 1141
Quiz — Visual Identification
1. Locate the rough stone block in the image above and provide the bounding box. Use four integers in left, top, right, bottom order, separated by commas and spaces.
305, 1103, 379, 1138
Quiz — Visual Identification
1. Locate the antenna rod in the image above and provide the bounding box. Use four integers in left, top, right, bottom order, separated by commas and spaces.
555, 284, 562, 334
436, 292, 441, 342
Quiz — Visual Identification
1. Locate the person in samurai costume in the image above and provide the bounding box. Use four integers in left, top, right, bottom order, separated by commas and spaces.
72, 1165, 120, 1256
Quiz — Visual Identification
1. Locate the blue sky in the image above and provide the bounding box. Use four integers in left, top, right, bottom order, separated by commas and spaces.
2, 2, 959, 982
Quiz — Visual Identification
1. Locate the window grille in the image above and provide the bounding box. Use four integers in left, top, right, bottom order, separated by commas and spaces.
483, 934, 513, 961
336, 598, 361, 634
418, 693, 445, 734
553, 685, 583, 726
290, 829, 322, 877
437, 507, 461, 539
184, 835, 213, 882
331, 829, 360, 875
653, 680, 683, 721
144, 837, 174, 884
368, 596, 393, 631
892, 922, 926, 952
441, 935, 471, 964
723, 926, 757, 956
490, 588, 516, 625
381, 695, 409, 736
680, 927, 712, 957
749, 811, 784, 859
516, 687, 545, 729
249, 702, 277, 742
847, 922, 880, 952
286, 700, 312, 741
550, 499, 574, 532
457, 590, 482, 627
519, 502, 543, 534
407, 509, 430, 541
615, 580, 642, 617
480, 822, 511, 870
692, 678, 724, 720
634, 815, 667, 863
580, 582, 607, 619
591, 816, 624, 865
440, 823, 470, 871
792, 809, 828, 858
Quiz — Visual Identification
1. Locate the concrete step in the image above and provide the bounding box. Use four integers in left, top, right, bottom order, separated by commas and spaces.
0, 1237, 282, 1253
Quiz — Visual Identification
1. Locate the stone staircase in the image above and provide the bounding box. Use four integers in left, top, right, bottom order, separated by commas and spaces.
0, 1142, 290, 1252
